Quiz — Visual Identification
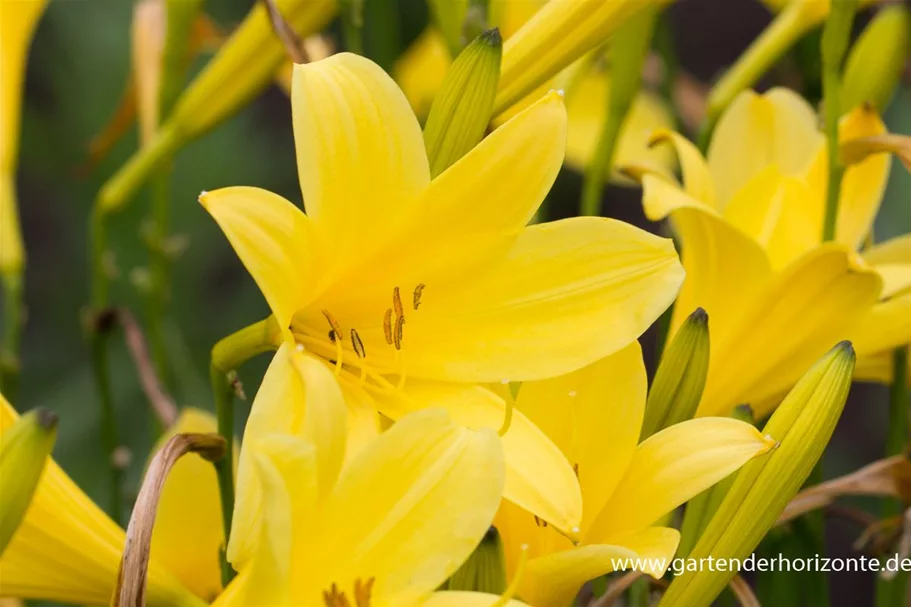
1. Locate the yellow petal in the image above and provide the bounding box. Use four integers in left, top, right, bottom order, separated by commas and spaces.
586, 418, 776, 541
835, 105, 890, 249
374, 381, 582, 535
228, 344, 347, 567
850, 292, 911, 362
385, 217, 683, 382
420, 591, 530, 607
519, 527, 680, 607
393, 28, 451, 119
314, 409, 504, 606
873, 263, 911, 299
199, 187, 314, 330
316, 90, 568, 316
292, 53, 429, 278
515, 342, 647, 534
149, 408, 224, 602
721, 166, 819, 270
864, 233, 911, 266
642, 175, 772, 345
0, 397, 202, 607
700, 244, 881, 417
563, 70, 676, 186
649, 129, 715, 204
243, 435, 319, 606
707, 88, 823, 208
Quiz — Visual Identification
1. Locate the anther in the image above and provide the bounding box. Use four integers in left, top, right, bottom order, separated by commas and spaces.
350, 329, 366, 359
354, 578, 374, 607
383, 308, 393, 345
321, 309, 342, 336
394, 315, 405, 351
534, 515, 548, 528
412, 283, 425, 310
321, 309, 344, 375
573, 462, 580, 479
392, 287, 404, 318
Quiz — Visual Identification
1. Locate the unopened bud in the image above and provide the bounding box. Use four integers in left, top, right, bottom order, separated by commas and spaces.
640, 308, 710, 440
423, 28, 502, 178
444, 525, 507, 593
661, 342, 855, 607
0, 408, 57, 555
841, 6, 911, 113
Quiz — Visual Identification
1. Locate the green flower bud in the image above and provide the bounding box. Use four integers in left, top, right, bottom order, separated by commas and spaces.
659, 342, 855, 607
423, 28, 502, 178
444, 526, 507, 593
0, 408, 58, 555
640, 307, 710, 440
676, 405, 754, 558
841, 5, 911, 113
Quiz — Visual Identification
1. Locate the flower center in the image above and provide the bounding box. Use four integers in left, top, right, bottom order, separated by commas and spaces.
291, 284, 426, 394
322, 578, 374, 607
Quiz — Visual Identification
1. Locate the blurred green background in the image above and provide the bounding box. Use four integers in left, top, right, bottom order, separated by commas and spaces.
8, 0, 911, 605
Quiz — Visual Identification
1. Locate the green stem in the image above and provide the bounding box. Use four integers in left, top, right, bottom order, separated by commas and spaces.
88, 205, 124, 522
339, 0, 365, 55
821, 60, 845, 241
580, 7, 658, 217
876, 347, 909, 607
210, 317, 281, 585
1, 270, 24, 401
146, 167, 172, 396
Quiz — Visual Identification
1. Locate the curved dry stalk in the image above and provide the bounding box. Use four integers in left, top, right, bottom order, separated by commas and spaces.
729, 575, 761, 607
261, 0, 307, 64
112, 433, 226, 607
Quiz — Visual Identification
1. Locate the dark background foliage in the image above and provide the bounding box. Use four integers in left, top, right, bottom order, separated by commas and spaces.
11, 0, 910, 604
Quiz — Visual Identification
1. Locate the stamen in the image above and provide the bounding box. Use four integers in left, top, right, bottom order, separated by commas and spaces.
573, 462, 580, 479
383, 308, 393, 345
350, 329, 366, 359
354, 578, 374, 607
396, 350, 407, 390
412, 283, 425, 310
393, 315, 405, 350
498, 396, 514, 436
321, 310, 344, 376
490, 544, 529, 607
534, 515, 548, 528
392, 286, 404, 318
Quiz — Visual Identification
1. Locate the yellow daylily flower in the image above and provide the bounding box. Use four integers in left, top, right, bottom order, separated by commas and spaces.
492, 342, 776, 607
200, 53, 684, 538
0, 0, 46, 274
0, 395, 205, 606
149, 408, 224, 602
215, 372, 517, 607
394, 3, 675, 184
637, 87, 910, 417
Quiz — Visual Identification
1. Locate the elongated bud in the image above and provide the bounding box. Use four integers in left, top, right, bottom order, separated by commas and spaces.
423, 28, 501, 178
98, 0, 335, 213
640, 308, 709, 440
0, 408, 57, 555
495, 0, 666, 115
841, 6, 911, 114
444, 526, 507, 593
676, 405, 753, 558
659, 342, 855, 607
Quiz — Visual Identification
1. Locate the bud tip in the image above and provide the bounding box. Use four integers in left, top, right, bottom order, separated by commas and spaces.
481, 27, 502, 47
35, 408, 58, 431
688, 307, 708, 325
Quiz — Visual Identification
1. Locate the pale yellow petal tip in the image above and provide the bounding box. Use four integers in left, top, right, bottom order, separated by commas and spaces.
646, 128, 676, 148
760, 433, 781, 455
198, 190, 211, 207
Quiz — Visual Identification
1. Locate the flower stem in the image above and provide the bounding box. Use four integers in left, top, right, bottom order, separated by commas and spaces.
88, 205, 124, 523
876, 346, 909, 606
209, 317, 281, 585
0, 270, 24, 401
580, 6, 658, 217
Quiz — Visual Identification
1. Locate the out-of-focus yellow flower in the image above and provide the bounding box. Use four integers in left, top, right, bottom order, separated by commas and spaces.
0, 0, 46, 274
212, 352, 515, 607
635, 88, 911, 416
0, 395, 205, 606
395, 1, 675, 185
492, 342, 775, 607
200, 53, 683, 542
149, 408, 224, 602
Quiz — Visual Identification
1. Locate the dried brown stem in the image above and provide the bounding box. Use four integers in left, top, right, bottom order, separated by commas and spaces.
729, 575, 761, 607
261, 0, 308, 64
112, 308, 178, 428
591, 571, 645, 607
113, 433, 226, 607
